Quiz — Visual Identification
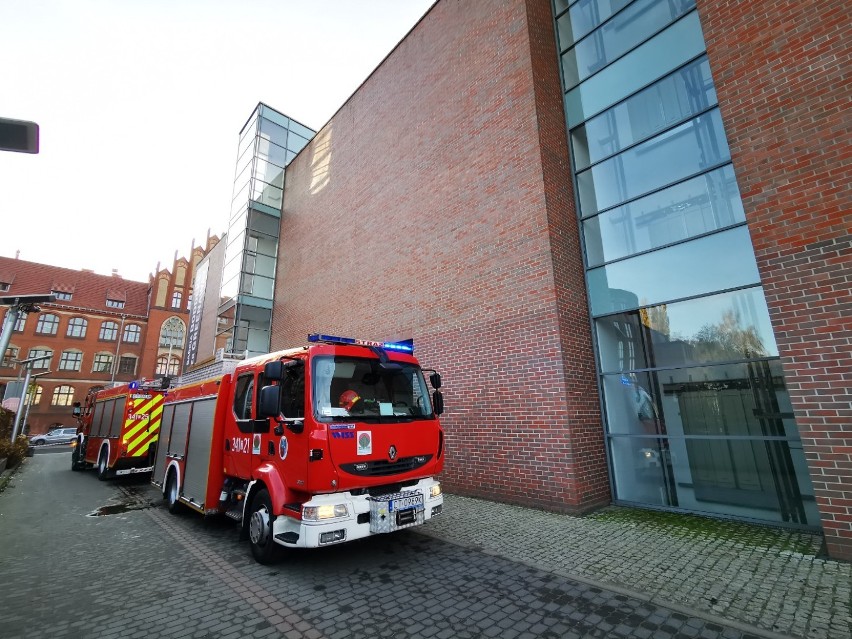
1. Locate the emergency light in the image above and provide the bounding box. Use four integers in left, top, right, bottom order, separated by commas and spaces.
308, 333, 414, 354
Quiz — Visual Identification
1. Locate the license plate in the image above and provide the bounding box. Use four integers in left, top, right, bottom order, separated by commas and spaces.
388, 493, 423, 513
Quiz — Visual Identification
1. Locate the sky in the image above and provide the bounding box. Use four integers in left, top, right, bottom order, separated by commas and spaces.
0, 0, 434, 283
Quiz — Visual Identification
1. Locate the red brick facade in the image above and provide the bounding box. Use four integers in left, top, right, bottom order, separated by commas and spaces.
698, 0, 852, 559
274, 0, 609, 513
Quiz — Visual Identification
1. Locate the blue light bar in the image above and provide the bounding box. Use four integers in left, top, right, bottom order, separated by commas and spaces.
128, 381, 140, 390
307, 333, 414, 354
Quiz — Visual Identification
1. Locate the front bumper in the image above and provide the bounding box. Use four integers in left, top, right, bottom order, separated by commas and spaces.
271, 477, 443, 549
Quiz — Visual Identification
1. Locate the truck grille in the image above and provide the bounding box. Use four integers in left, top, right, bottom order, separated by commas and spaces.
340, 455, 433, 477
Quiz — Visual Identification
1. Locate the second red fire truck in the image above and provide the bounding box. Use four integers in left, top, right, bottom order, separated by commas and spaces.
151, 334, 445, 563
72, 379, 167, 479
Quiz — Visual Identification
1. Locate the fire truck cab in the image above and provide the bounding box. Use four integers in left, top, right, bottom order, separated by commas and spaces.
152, 334, 445, 563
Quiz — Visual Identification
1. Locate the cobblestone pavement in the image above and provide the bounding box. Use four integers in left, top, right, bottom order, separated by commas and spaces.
420, 495, 852, 639
0, 455, 795, 639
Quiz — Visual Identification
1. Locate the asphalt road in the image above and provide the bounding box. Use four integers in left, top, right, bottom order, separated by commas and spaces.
0, 454, 761, 639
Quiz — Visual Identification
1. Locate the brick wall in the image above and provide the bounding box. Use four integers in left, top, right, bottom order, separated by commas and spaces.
275, 0, 609, 513
698, 0, 852, 559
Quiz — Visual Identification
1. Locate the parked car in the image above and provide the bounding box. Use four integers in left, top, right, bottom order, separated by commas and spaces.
29, 427, 78, 446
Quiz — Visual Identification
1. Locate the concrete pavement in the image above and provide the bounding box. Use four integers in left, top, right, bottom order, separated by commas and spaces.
420, 495, 851, 639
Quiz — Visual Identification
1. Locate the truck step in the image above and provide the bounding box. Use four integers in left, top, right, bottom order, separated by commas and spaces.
224, 508, 242, 521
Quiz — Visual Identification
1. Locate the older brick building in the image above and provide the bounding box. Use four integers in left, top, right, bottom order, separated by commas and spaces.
0, 236, 217, 434
266, 0, 849, 558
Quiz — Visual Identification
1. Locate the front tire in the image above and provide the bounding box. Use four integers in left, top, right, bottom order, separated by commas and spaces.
248, 489, 280, 565
71, 441, 85, 471
96, 448, 110, 481
32, 439, 45, 446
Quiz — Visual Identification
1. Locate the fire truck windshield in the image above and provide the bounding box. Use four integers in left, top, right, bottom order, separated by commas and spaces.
312, 356, 433, 421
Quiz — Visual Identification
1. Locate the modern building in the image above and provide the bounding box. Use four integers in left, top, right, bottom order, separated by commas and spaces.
267, 0, 850, 560
215, 103, 314, 358
0, 238, 216, 434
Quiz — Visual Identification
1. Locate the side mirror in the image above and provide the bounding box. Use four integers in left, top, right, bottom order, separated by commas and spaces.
264, 361, 284, 382
429, 372, 442, 389
258, 385, 281, 419
432, 390, 444, 416
72, 402, 81, 417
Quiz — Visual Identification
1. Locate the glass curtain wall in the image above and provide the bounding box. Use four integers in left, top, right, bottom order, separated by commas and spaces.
552, 0, 818, 527
218, 103, 314, 357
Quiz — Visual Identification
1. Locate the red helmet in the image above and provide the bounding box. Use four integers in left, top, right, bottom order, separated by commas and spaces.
339, 390, 361, 411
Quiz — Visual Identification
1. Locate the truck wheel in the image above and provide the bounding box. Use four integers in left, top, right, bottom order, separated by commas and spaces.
248, 489, 280, 564
71, 444, 83, 471
166, 472, 182, 514
96, 449, 110, 481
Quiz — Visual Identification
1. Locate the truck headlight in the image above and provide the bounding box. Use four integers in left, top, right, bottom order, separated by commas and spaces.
303, 504, 349, 521
430, 483, 442, 499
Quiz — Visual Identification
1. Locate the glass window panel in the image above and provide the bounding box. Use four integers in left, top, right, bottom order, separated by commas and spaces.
257, 137, 288, 167
260, 105, 290, 129
597, 287, 779, 373
565, 11, 705, 127
259, 117, 288, 145
572, 56, 716, 171
561, 0, 695, 90
287, 132, 309, 154
253, 181, 283, 210
251, 274, 275, 300
237, 123, 256, 158
255, 157, 285, 188
247, 234, 278, 258
556, 0, 632, 51
288, 120, 315, 141
248, 210, 280, 238
583, 165, 744, 263
577, 108, 730, 216
609, 433, 818, 525
587, 227, 760, 316
604, 360, 794, 437
231, 179, 251, 208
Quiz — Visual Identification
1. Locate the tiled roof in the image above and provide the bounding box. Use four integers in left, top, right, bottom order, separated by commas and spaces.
0, 256, 150, 316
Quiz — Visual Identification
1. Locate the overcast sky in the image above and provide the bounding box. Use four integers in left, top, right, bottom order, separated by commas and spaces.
0, 0, 434, 283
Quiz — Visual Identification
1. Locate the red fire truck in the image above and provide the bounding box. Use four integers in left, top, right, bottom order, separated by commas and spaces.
71, 380, 167, 479
151, 333, 445, 563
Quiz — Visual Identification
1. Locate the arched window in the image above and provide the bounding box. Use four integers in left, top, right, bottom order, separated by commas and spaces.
171, 291, 183, 309
36, 313, 59, 335
99, 321, 118, 341
66, 317, 88, 338
28, 348, 52, 369
92, 353, 113, 373
59, 350, 83, 371
28, 384, 43, 406
51, 385, 75, 406
123, 324, 141, 343
159, 317, 185, 348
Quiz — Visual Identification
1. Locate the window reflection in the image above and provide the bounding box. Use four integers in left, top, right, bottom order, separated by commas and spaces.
596, 287, 778, 372
565, 11, 705, 127
587, 226, 760, 316
583, 165, 744, 264
609, 435, 818, 524
572, 56, 716, 171
556, 0, 632, 51
578, 108, 730, 216
561, 0, 695, 90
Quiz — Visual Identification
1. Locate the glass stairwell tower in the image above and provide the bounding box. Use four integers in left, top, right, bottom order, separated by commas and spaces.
218, 103, 314, 357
